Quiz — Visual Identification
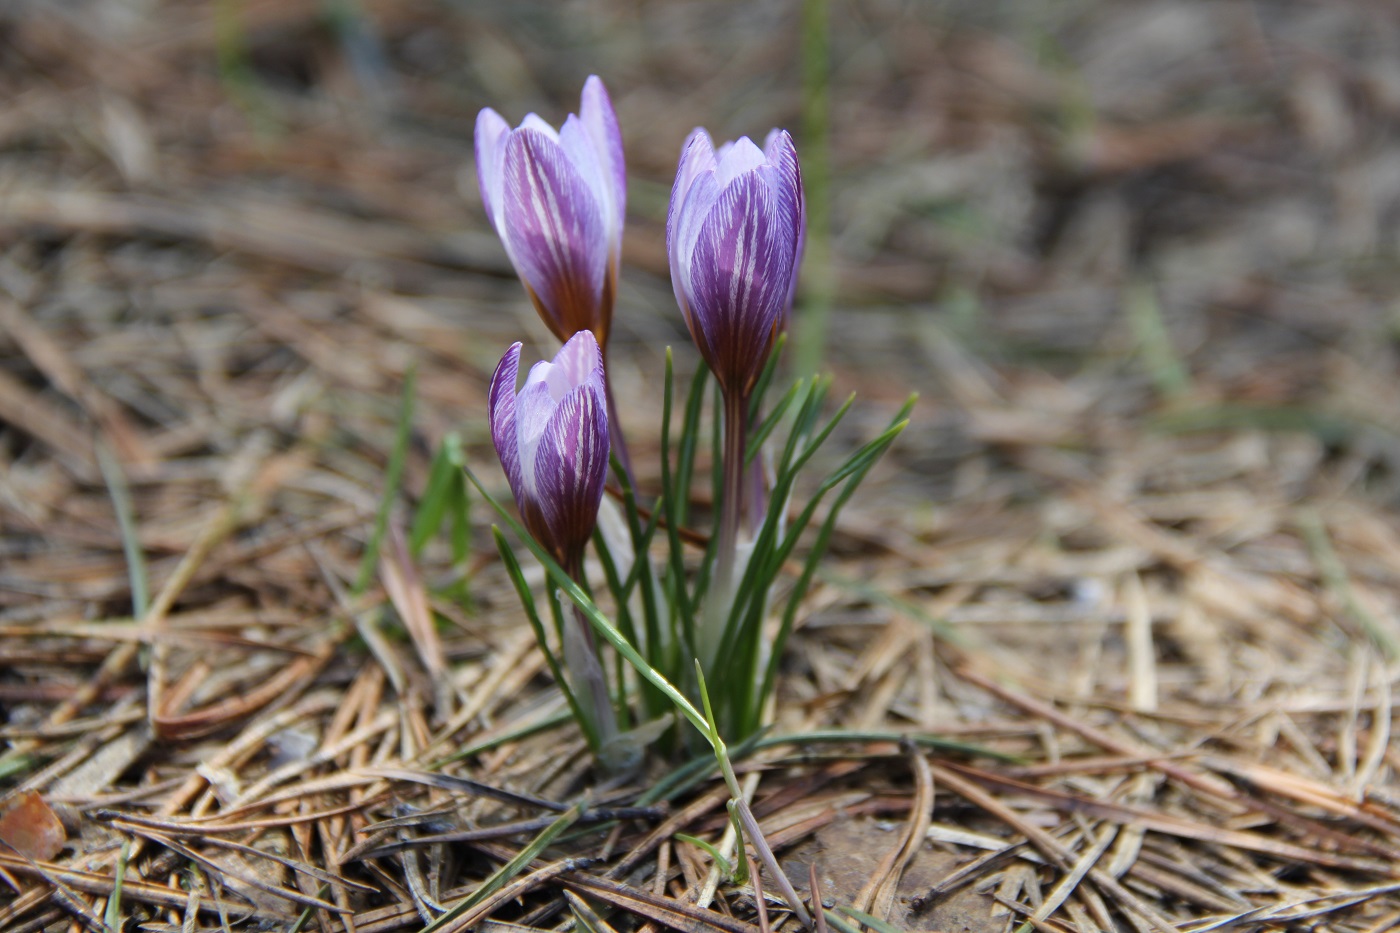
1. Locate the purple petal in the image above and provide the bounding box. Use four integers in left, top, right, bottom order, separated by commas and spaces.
502, 128, 608, 339
533, 380, 610, 561
762, 129, 805, 315
474, 108, 511, 228
550, 330, 606, 399
687, 168, 795, 394
666, 130, 716, 271
667, 130, 720, 328
515, 372, 555, 504
580, 76, 626, 248
487, 342, 524, 500
558, 114, 609, 239
671, 171, 720, 336
519, 113, 559, 140
715, 136, 766, 187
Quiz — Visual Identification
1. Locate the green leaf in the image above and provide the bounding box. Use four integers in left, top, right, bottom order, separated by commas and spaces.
355, 364, 416, 595
409, 432, 466, 558
467, 467, 711, 740
838, 905, 908, 933
747, 331, 788, 426
658, 349, 697, 658
674, 834, 737, 881
492, 527, 599, 754
745, 377, 804, 466
421, 802, 582, 933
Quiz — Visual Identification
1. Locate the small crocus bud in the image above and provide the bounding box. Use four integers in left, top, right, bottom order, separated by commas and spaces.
475, 76, 626, 352
488, 331, 610, 571
667, 127, 804, 399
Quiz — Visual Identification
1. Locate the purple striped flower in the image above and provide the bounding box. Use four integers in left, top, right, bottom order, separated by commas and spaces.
667, 128, 804, 398
488, 331, 610, 569
476, 76, 626, 351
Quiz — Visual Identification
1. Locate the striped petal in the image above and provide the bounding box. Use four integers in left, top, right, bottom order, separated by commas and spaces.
762, 129, 805, 316
579, 76, 626, 254
515, 363, 556, 504
687, 167, 795, 395
533, 379, 609, 562
549, 329, 606, 399
487, 342, 524, 502
474, 108, 511, 230
714, 136, 766, 187
667, 130, 719, 329
501, 128, 608, 341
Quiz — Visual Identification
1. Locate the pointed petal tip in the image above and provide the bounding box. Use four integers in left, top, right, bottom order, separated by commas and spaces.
488, 342, 525, 495
715, 136, 767, 186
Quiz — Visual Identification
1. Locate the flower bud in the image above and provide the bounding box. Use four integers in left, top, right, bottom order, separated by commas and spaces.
476, 76, 626, 350
666, 128, 804, 398
487, 331, 610, 568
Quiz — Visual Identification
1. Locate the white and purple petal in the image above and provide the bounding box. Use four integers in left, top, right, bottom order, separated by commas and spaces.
474, 108, 511, 229
579, 76, 626, 250
488, 342, 525, 500
501, 128, 607, 339
762, 129, 805, 314
558, 114, 610, 247
714, 136, 766, 187
666, 130, 716, 285
533, 381, 610, 561
687, 169, 795, 394
548, 330, 606, 400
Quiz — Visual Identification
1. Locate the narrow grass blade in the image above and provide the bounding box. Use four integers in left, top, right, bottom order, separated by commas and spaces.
409, 431, 466, 559
354, 364, 416, 596
493, 527, 599, 753
467, 467, 710, 738
421, 802, 583, 933
747, 332, 788, 426
837, 905, 906, 933
104, 837, 131, 932
97, 442, 149, 618
659, 350, 697, 655
746, 377, 804, 466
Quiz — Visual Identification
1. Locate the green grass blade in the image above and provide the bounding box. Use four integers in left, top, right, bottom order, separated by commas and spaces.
747, 331, 788, 426
746, 377, 803, 466
104, 837, 131, 932
658, 350, 697, 656
492, 527, 599, 754
467, 467, 710, 739
1126, 280, 1190, 399
675, 356, 710, 530
674, 834, 736, 880
354, 364, 416, 596
409, 432, 465, 558
838, 905, 907, 933
421, 802, 582, 933
97, 443, 149, 618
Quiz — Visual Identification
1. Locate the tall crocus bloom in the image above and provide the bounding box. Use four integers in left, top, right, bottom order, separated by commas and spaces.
667, 128, 804, 661
667, 128, 804, 401
488, 330, 610, 575
488, 330, 618, 756
475, 76, 626, 350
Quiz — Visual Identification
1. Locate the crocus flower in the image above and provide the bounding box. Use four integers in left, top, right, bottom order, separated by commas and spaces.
667, 128, 804, 399
475, 76, 626, 352
488, 330, 610, 572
